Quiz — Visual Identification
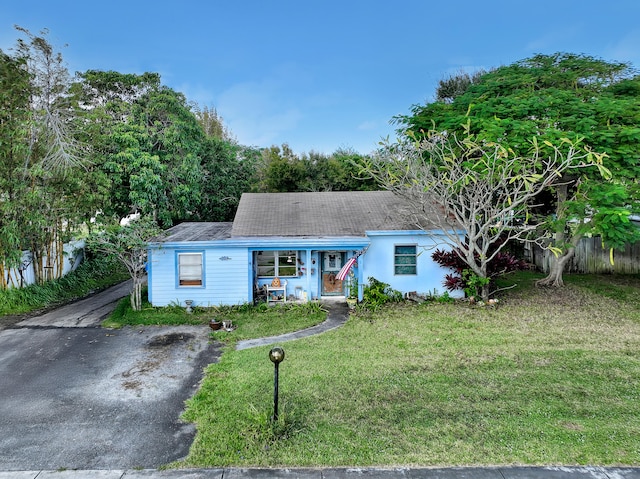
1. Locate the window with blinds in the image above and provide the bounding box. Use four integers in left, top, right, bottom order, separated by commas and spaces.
178, 253, 203, 286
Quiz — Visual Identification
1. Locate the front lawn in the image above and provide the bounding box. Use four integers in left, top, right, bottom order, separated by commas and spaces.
176, 272, 640, 467
103, 294, 327, 343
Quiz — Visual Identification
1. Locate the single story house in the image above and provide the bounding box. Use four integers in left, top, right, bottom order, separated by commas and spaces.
147, 191, 461, 307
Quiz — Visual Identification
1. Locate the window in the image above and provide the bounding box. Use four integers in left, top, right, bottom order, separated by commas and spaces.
257, 250, 297, 278
178, 253, 203, 286
394, 245, 417, 275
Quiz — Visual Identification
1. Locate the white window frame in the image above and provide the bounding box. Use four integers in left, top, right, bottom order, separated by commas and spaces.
178, 252, 204, 287
256, 250, 298, 278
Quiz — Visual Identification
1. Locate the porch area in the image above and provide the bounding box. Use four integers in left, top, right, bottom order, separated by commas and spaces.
253, 248, 362, 304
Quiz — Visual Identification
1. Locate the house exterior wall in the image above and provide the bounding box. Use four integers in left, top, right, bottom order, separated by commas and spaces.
363, 231, 462, 298
254, 249, 322, 301
148, 244, 249, 307
147, 231, 460, 307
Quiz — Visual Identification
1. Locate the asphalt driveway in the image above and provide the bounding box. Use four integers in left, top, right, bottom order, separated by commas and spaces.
0, 283, 220, 471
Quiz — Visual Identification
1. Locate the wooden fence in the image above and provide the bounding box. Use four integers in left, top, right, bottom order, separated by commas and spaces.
526, 237, 640, 274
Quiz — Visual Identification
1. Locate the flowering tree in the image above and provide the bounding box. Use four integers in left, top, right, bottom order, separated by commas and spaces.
86, 216, 161, 311
363, 129, 607, 301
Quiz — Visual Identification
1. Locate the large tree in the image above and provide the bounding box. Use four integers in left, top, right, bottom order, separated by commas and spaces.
0, 27, 91, 286
255, 144, 378, 193
73, 70, 206, 226
396, 53, 640, 286
365, 129, 607, 301
197, 137, 260, 221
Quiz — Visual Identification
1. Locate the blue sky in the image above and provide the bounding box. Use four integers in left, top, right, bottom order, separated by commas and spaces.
2, 1, 639, 155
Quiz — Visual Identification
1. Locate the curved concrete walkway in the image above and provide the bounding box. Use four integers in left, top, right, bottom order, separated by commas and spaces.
236, 300, 349, 350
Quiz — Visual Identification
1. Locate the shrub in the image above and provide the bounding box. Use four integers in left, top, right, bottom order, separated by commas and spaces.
361, 277, 403, 310
432, 248, 526, 295
0, 255, 127, 315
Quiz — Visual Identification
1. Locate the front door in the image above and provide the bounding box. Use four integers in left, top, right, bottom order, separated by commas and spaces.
321, 251, 345, 296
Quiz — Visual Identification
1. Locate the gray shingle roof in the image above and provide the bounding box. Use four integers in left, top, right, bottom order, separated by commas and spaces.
154, 222, 233, 242
152, 191, 440, 243
231, 191, 421, 237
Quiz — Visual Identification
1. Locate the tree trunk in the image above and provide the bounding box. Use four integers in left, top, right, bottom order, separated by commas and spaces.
32, 248, 43, 285
535, 179, 576, 288
480, 282, 490, 302
130, 274, 144, 311
130, 277, 138, 311
536, 247, 575, 287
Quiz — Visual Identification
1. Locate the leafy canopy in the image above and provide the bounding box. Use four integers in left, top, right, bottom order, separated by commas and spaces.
395, 53, 640, 286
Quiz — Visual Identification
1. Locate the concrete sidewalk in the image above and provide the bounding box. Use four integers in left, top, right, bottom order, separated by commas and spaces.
1, 466, 640, 478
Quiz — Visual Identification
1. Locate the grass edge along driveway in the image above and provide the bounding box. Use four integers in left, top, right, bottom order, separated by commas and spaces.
177, 273, 640, 468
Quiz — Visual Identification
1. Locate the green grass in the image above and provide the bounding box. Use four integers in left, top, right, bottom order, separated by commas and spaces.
103, 295, 327, 344
176, 272, 640, 468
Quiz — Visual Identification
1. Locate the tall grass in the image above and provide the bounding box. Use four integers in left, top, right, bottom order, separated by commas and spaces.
0, 255, 128, 316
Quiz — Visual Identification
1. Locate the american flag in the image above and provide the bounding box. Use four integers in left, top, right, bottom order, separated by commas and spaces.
336, 248, 365, 281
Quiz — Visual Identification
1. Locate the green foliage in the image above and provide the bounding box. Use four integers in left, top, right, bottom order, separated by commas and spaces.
360, 277, 403, 310
0, 255, 126, 316
348, 276, 358, 299
255, 144, 378, 193
0, 50, 31, 278
435, 69, 487, 103
436, 291, 454, 303
395, 52, 640, 286
197, 137, 260, 221
423, 289, 455, 303
0, 27, 99, 286
192, 103, 234, 141
461, 270, 491, 298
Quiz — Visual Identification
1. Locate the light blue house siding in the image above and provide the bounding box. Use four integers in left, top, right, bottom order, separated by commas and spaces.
249, 236, 368, 303
147, 191, 464, 307
363, 230, 462, 298
148, 231, 459, 307
148, 242, 250, 307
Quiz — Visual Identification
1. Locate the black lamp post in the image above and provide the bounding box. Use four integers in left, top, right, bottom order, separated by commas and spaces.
269, 347, 285, 421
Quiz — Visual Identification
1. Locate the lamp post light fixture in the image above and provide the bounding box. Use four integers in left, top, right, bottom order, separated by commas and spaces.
269, 347, 285, 421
